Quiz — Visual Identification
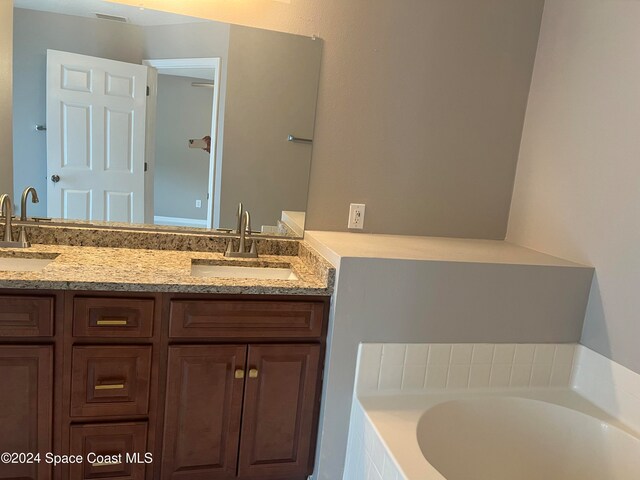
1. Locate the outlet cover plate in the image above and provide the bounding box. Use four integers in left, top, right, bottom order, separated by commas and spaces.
348, 203, 365, 229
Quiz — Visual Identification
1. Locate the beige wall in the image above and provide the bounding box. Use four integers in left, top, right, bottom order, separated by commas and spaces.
112, 0, 545, 238
508, 0, 640, 374
0, 0, 13, 198
154, 74, 212, 221
220, 25, 321, 229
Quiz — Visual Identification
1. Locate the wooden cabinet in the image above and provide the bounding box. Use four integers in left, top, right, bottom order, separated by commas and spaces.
70, 346, 153, 417
59, 293, 160, 480
161, 344, 322, 480
161, 346, 246, 480
238, 344, 321, 479
169, 300, 325, 340
73, 296, 154, 338
0, 294, 54, 337
0, 291, 328, 480
69, 422, 148, 480
0, 292, 57, 480
0, 346, 53, 480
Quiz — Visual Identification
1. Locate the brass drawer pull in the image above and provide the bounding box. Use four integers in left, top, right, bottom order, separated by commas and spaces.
95, 383, 125, 391
96, 318, 128, 326
92, 460, 123, 467
249, 368, 259, 378
234, 369, 245, 379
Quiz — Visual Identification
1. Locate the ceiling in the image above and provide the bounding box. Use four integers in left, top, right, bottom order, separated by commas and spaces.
14, 0, 210, 26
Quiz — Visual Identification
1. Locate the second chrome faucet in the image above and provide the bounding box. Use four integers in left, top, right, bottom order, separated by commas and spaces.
225, 203, 258, 258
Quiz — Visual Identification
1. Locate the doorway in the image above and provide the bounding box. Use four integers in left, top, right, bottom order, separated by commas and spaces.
144, 58, 221, 229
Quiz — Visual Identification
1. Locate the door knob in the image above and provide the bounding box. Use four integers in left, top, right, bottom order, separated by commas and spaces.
249, 368, 259, 378
51, 175, 60, 183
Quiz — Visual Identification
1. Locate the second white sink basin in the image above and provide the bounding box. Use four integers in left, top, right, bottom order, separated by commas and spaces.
191, 263, 298, 281
0, 256, 57, 272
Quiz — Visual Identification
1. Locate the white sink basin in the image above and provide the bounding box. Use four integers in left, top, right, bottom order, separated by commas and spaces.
0, 256, 56, 272
191, 263, 298, 281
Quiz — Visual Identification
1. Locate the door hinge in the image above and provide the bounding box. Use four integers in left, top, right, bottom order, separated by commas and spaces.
146, 86, 150, 96
144, 162, 148, 172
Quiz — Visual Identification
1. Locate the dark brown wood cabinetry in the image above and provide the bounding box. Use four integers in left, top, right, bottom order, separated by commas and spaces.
238, 344, 321, 479
0, 346, 53, 480
69, 422, 148, 480
0, 290, 328, 480
161, 345, 246, 479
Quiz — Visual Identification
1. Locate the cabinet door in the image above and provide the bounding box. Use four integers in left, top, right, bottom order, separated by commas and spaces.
161, 345, 247, 480
238, 344, 321, 479
0, 346, 53, 480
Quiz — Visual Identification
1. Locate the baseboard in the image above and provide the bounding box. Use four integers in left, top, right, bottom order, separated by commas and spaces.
153, 215, 207, 228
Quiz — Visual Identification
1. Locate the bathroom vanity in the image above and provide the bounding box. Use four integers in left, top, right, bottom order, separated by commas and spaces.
0, 227, 333, 480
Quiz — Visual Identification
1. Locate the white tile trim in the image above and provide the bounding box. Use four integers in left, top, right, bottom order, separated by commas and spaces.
356, 343, 577, 395
343, 400, 403, 480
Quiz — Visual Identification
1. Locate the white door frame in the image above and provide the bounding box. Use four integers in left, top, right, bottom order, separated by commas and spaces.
143, 57, 221, 229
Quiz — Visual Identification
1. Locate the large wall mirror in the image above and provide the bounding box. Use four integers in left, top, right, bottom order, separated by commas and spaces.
7, 0, 322, 238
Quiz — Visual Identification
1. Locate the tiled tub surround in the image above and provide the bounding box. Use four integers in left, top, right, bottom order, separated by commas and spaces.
357, 343, 576, 393
345, 343, 640, 480
0, 233, 334, 294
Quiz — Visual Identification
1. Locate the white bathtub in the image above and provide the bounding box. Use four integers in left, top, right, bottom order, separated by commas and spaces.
357, 389, 640, 480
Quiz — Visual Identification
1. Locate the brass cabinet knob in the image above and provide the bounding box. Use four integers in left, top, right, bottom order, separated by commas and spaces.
249, 368, 259, 378
234, 369, 245, 379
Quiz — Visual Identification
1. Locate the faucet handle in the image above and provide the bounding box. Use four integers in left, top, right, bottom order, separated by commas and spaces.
18, 227, 31, 248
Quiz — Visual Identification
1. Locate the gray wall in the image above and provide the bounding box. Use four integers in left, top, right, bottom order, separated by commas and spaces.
113, 0, 546, 238
154, 74, 211, 220
219, 25, 321, 229
0, 0, 13, 198
12, 8, 144, 217
315, 255, 593, 479
507, 0, 640, 374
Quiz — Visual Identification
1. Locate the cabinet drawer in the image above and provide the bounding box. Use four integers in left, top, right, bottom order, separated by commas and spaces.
0, 295, 54, 337
70, 422, 148, 479
169, 300, 325, 340
73, 297, 154, 338
71, 346, 152, 417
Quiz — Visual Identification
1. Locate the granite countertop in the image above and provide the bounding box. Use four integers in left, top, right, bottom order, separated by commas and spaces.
0, 242, 334, 295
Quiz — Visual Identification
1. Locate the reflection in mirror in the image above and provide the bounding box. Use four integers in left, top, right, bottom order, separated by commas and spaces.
10, 0, 321, 237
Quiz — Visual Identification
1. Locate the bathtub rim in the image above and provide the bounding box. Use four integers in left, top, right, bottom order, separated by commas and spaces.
357, 387, 640, 480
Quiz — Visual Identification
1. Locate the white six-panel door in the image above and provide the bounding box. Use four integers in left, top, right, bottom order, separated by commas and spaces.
46, 49, 148, 223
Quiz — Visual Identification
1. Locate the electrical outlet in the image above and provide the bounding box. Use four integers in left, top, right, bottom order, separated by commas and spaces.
195, 200, 202, 208
348, 203, 365, 229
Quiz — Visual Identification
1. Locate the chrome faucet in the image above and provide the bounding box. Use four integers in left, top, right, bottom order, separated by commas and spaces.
18, 187, 39, 247
225, 205, 258, 258
20, 187, 39, 221
0, 194, 17, 247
